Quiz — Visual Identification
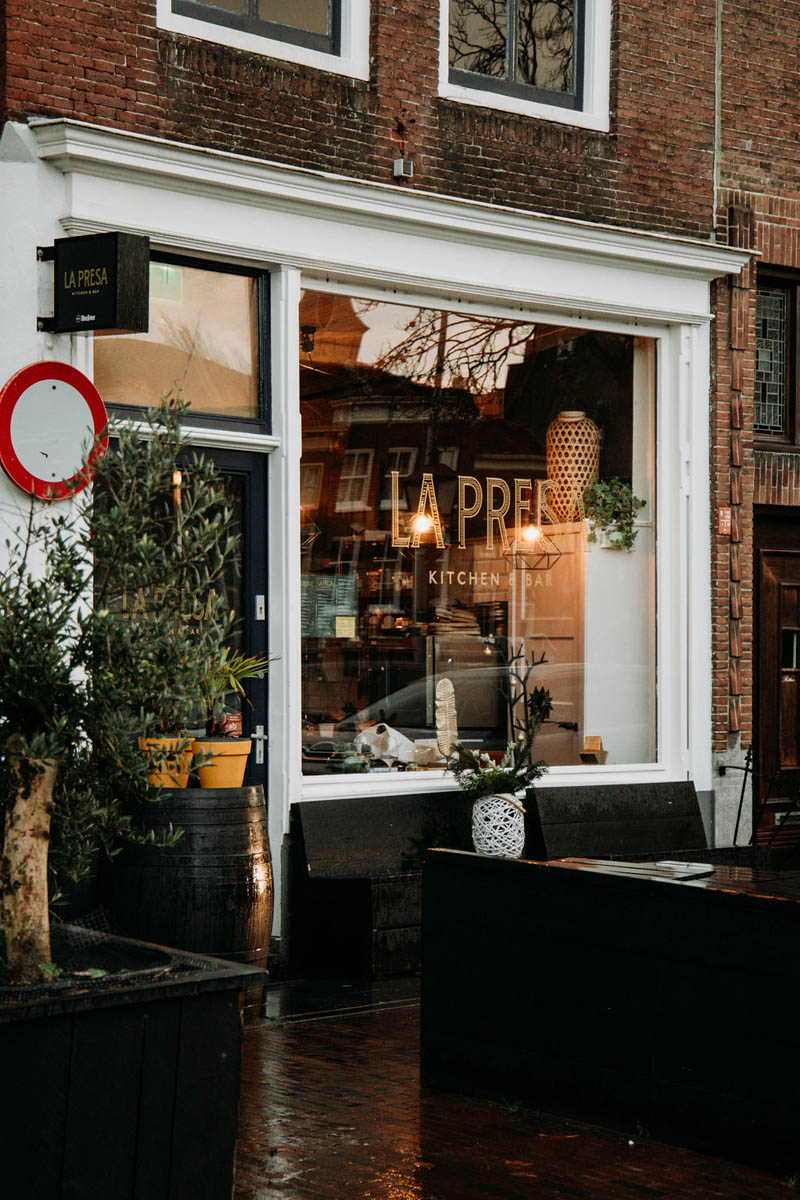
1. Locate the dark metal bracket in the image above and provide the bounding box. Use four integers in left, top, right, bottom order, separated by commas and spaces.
37, 245, 56, 331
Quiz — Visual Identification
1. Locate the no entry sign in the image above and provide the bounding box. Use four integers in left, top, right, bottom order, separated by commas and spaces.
0, 362, 108, 500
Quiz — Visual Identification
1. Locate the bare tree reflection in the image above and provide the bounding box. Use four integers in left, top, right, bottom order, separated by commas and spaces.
361, 303, 535, 418
449, 0, 507, 77
449, 0, 574, 92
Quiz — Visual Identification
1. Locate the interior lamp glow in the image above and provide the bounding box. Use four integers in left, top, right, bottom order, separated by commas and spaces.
519, 522, 542, 544
409, 512, 434, 534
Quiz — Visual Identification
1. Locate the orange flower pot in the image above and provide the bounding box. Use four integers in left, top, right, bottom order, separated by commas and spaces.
191, 738, 252, 789
138, 737, 191, 789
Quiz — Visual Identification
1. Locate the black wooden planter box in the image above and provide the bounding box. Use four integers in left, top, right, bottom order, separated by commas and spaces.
421, 848, 800, 1172
0, 925, 266, 1199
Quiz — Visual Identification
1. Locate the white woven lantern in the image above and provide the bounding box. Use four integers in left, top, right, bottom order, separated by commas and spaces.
471, 793, 526, 858
545, 410, 601, 523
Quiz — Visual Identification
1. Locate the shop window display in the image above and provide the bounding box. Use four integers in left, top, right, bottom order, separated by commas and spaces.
300, 292, 656, 775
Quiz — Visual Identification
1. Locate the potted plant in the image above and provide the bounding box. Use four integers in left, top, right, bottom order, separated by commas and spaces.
0, 395, 260, 1195
0, 393, 238, 982
448, 652, 552, 857
138, 696, 194, 789
582, 476, 646, 550
191, 647, 272, 788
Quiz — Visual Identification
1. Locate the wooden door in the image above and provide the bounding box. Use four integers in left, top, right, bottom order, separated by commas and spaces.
757, 547, 800, 828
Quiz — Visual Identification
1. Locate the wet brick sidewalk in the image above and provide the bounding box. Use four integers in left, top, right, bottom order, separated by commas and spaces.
235, 981, 797, 1199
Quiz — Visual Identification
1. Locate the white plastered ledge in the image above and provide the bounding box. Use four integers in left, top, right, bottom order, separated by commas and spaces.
28, 120, 749, 328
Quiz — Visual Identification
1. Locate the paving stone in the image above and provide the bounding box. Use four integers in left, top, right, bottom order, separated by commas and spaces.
235, 1001, 797, 1200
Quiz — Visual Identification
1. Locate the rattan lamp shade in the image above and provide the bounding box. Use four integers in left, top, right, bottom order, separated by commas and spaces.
545, 410, 601, 523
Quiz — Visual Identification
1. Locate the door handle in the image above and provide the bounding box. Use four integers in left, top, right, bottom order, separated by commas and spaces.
252, 724, 267, 765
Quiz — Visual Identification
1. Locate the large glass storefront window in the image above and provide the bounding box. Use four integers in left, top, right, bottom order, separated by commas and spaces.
300, 292, 656, 775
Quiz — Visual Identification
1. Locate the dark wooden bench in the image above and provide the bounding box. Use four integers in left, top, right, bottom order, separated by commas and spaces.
523, 780, 707, 860
287, 792, 473, 975
287, 781, 709, 976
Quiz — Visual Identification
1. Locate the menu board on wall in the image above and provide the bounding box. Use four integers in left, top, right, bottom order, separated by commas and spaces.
301, 575, 358, 638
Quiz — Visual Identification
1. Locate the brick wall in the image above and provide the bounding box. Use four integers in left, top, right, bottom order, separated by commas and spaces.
3, 0, 717, 237
711, 5, 800, 752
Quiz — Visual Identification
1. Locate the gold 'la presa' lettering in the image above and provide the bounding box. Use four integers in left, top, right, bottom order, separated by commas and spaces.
64, 267, 109, 290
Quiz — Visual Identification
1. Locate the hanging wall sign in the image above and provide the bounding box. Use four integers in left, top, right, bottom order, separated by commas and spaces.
37, 232, 150, 334
0, 362, 108, 500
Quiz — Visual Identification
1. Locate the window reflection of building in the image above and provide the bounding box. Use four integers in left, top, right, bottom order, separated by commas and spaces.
299, 291, 655, 776
94, 261, 260, 421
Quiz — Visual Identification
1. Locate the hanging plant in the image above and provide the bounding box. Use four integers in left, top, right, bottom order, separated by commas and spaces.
582, 477, 646, 551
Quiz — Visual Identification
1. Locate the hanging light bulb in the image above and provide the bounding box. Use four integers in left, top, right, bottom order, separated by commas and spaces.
409, 512, 433, 535
520, 522, 542, 544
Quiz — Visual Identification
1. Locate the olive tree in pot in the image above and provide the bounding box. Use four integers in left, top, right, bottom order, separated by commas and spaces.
0, 397, 267, 1198
0, 394, 235, 985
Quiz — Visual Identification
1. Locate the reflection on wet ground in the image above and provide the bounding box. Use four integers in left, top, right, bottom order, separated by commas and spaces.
235, 978, 796, 1200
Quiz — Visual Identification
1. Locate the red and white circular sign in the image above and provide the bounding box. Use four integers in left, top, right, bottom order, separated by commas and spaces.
0, 362, 108, 500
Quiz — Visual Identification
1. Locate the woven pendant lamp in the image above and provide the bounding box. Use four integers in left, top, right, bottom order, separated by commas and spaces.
545, 410, 601, 523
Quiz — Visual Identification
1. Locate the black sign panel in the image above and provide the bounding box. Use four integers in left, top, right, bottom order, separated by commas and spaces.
51, 232, 150, 334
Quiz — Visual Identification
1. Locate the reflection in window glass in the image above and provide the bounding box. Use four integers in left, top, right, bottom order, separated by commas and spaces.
257, 0, 329, 34
449, 0, 508, 77
518, 0, 574, 92
192, 0, 246, 13
94, 263, 260, 420
336, 449, 374, 511
299, 292, 656, 776
450, 0, 575, 95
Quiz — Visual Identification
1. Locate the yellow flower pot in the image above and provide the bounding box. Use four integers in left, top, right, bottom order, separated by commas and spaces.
138, 737, 191, 789
192, 738, 252, 789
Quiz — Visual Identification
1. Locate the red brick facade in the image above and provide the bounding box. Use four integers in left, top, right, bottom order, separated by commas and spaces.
710, 1, 800, 757
3, 0, 719, 237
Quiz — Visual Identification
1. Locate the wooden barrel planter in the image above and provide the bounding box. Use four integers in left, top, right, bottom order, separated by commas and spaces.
110, 785, 273, 1017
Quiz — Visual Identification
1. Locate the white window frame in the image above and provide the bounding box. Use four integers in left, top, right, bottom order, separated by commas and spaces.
439, 0, 611, 132
379, 446, 418, 510
156, 0, 370, 80
335, 448, 374, 511
300, 461, 324, 510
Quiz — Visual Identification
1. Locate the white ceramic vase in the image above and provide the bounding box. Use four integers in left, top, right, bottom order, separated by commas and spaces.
471, 792, 526, 858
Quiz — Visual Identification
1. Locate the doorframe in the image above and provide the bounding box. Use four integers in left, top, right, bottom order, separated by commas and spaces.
195, 446, 269, 790
753, 505, 800, 829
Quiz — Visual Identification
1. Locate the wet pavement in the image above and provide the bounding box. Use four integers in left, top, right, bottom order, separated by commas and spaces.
235, 978, 797, 1199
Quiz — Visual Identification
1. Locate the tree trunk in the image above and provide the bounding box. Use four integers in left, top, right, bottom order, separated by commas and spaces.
1, 756, 58, 984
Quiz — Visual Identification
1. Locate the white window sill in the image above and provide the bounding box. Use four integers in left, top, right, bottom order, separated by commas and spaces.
156, 0, 370, 81
300, 762, 675, 802
438, 80, 610, 133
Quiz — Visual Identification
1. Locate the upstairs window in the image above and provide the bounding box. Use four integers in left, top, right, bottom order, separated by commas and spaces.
755, 273, 799, 445
448, 0, 583, 110
171, 0, 340, 54
157, 0, 369, 79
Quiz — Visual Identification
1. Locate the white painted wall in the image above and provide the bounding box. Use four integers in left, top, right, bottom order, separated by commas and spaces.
583, 338, 657, 765
0, 122, 84, 572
